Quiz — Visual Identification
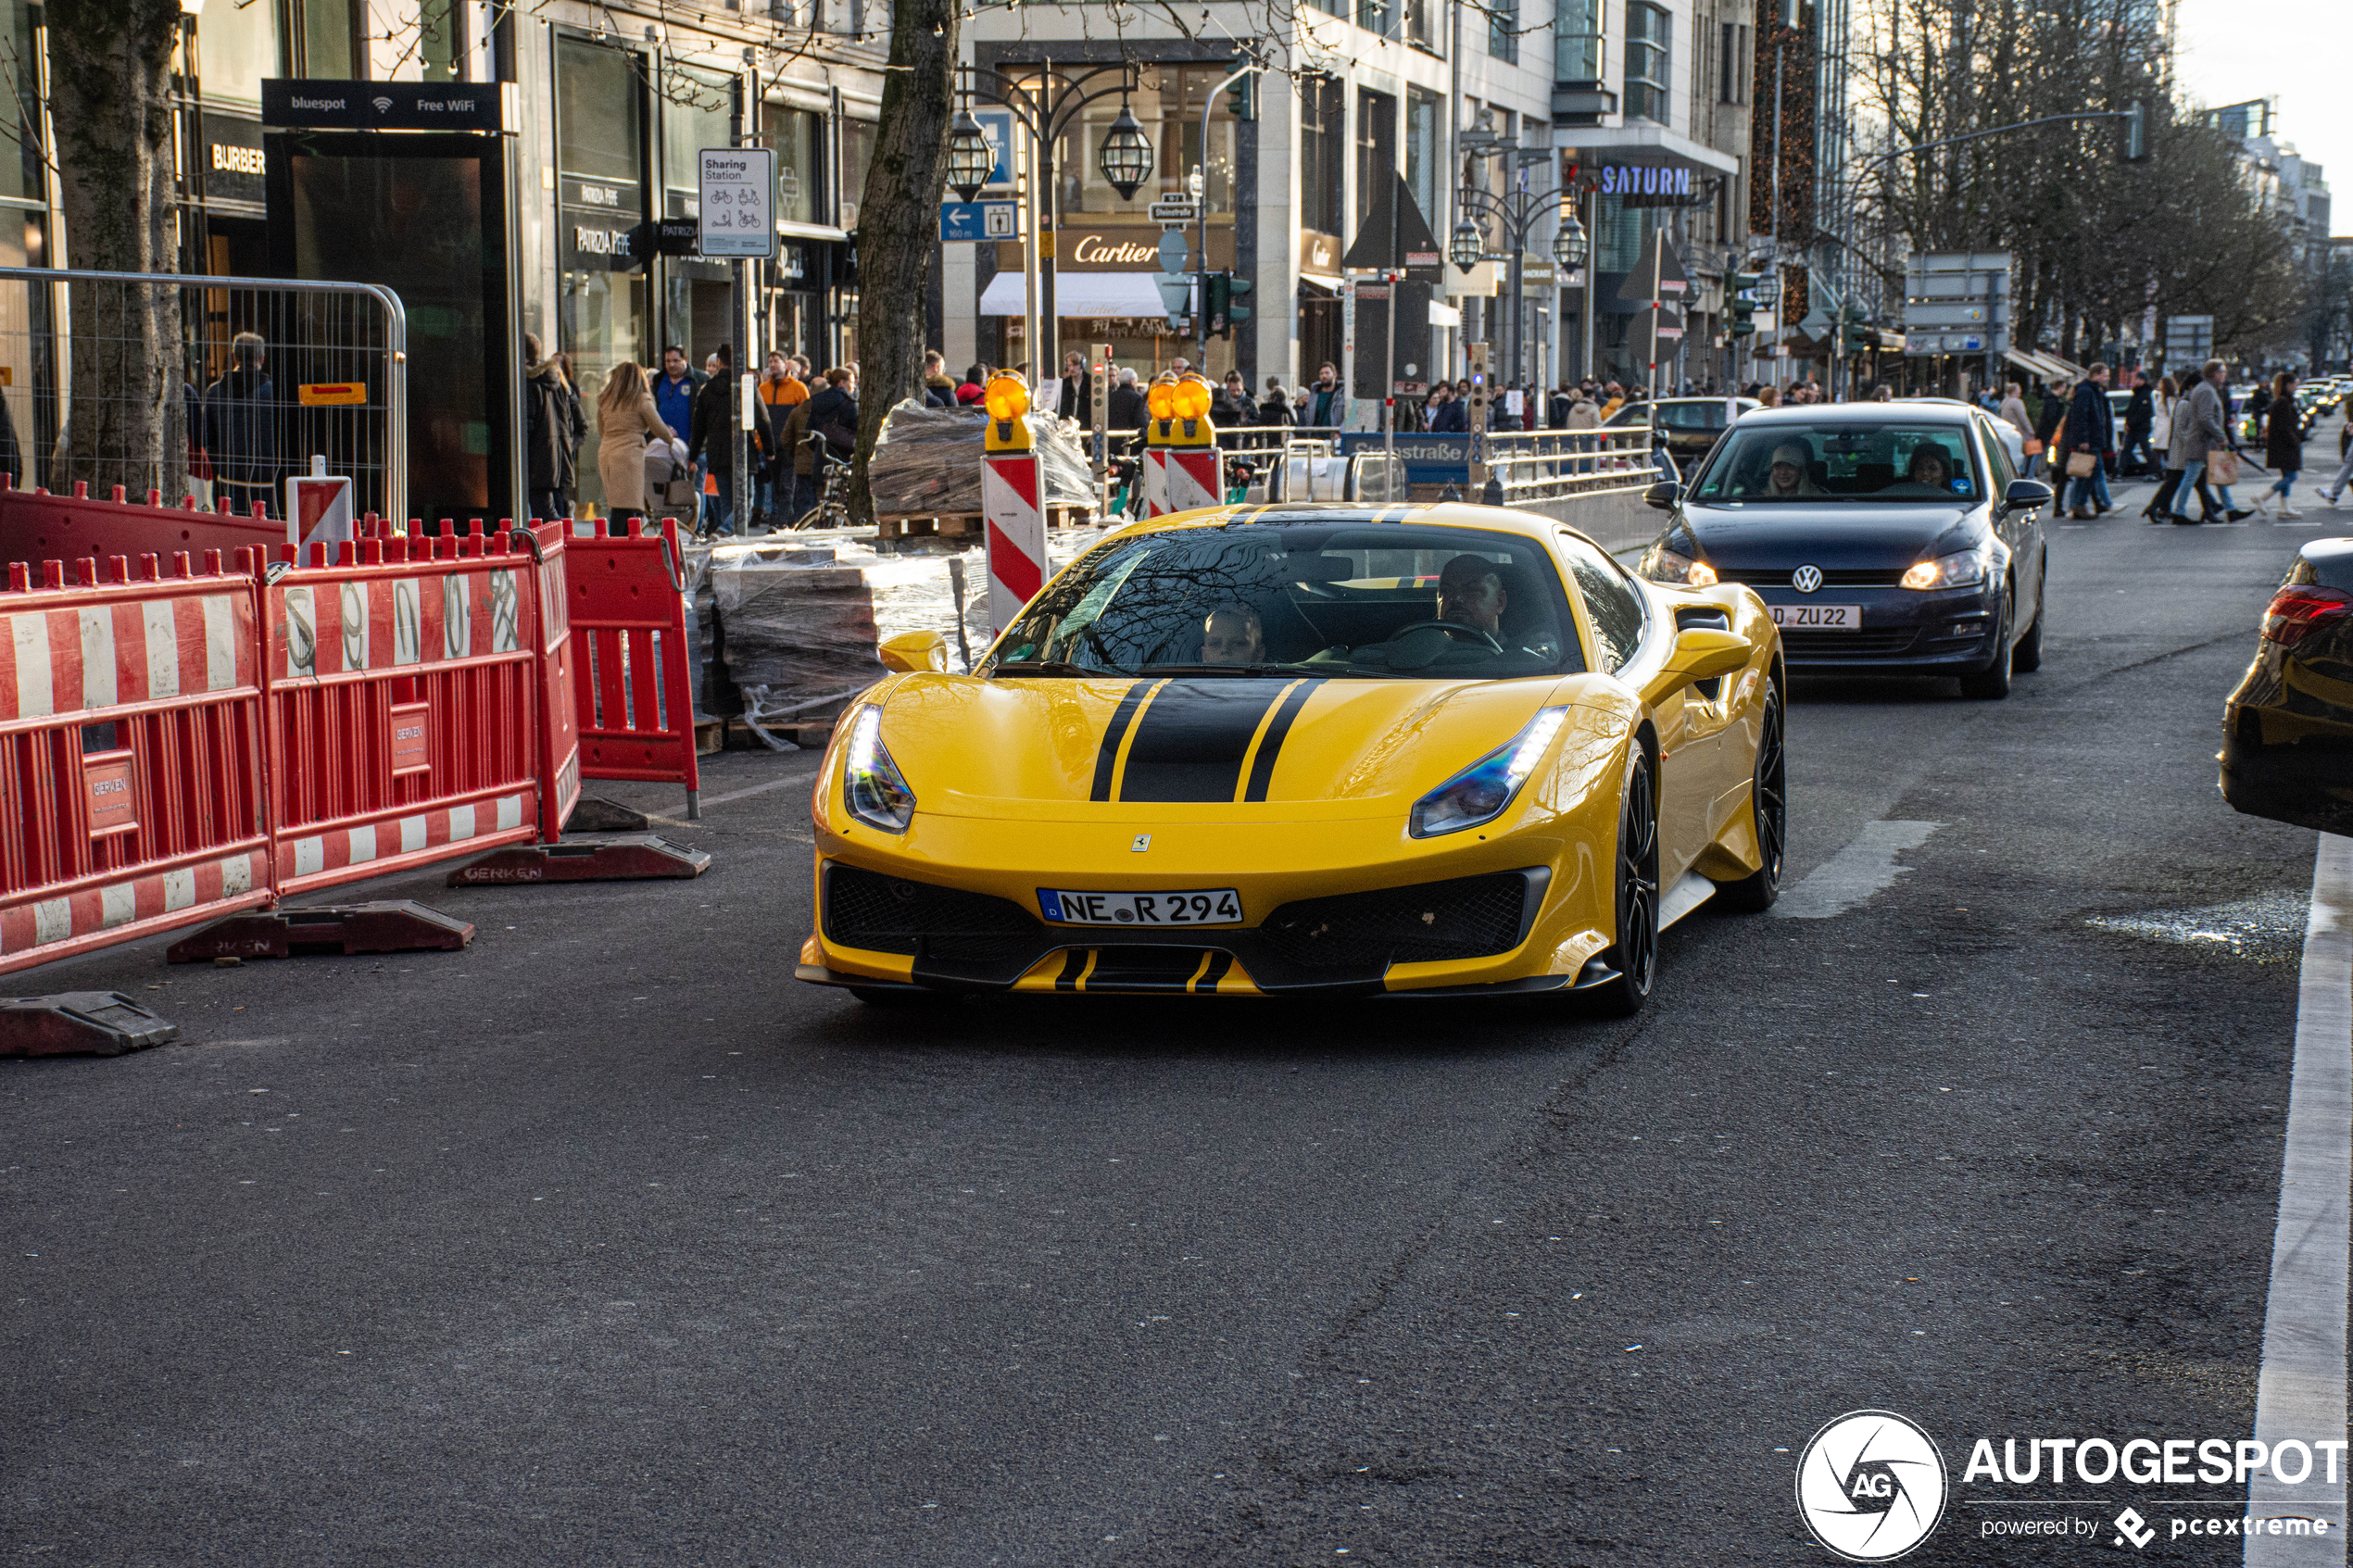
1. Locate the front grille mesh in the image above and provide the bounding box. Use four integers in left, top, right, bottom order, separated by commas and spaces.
1722, 568, 1907, 588
824, 863, 1041, 962
1781, 629, 1919, 657
1260, 872, 1529, 972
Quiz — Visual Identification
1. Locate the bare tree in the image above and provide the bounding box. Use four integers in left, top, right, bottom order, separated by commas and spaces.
46, 0, 184, 499
845, 0, 961, 526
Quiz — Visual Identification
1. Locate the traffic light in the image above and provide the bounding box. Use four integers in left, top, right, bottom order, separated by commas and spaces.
1835, 304, 1869, 354
1729, 271, 1758, 337
1226, 273, 1252, 335
1203, 271, 1252, 338
1225, 69, 1256, 122
2121, 98, 2148, 163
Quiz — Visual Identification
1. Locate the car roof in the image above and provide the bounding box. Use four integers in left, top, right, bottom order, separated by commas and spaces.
1102, 501, 1579, 547
1730, 402, 1981, 426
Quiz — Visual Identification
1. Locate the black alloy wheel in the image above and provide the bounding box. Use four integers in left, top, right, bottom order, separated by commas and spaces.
1716, 683, 1785, 912
1957, 586, 2014, 700
1589, 750, 1660, 1016
2012, 565, 2046, 673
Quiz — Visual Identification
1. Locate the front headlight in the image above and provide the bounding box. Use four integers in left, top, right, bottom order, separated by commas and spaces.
1639, 543, 1718, 587
1899, 546, 1990, 591
841, 704, 916, 833
1410, 707, 1570, 838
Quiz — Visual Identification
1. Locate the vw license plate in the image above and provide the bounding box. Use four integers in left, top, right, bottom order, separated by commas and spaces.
1770, 603, 1862, 631
1040, 888, 1241, 926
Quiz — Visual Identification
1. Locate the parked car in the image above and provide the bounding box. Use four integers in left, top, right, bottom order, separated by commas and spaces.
1635, 401, 2051, 699
2221, 537, 2353, 835
1604, 395, 1761, 465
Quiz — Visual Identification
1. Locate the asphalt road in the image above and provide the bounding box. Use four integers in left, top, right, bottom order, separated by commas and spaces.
5, 445, 2346, 1566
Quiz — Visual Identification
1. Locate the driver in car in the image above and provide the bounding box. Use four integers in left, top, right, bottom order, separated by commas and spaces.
1765, 443, 1821, 496
1201, 603, 1266, 665
1902, 445, 1954, 491
1436, 554, 1508, 635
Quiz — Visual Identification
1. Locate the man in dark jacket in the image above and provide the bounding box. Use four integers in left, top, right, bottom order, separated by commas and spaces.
522, 334, 585, 521
2062, 361, 2117, 519
2121, 371, 2156, 478
203, 332, 282, 517
1106, 368, 1148, 453
1210, 370, 1251, 445
688, 344, 760, 537
1428, 383, 1468, 433
1306, 363, 1344, 429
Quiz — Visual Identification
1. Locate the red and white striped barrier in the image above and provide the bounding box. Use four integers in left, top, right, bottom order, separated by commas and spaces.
980, 451, 1048, 633
1145, 448, 1222, 517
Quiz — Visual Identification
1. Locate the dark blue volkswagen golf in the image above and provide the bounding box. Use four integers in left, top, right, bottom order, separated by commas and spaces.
1632, 401, 2053, 699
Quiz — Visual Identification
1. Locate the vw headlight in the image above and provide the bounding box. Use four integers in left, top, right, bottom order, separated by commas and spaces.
1639, 544, 1718, 587
1899, 546, 1990, 591
841, 705, 916, 833
1410, 707, 1570, 838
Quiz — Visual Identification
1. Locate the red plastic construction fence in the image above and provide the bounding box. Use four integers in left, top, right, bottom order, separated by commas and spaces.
258, 523, 580, 899
564, 517, 699, 817
0, 479, 288, 571
0, 551, 272, 976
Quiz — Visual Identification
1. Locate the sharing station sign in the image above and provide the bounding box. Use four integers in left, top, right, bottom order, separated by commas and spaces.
698, 147, 775, 260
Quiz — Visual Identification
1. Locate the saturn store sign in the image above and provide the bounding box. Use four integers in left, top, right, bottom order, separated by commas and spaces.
1594, 164, 1708, 208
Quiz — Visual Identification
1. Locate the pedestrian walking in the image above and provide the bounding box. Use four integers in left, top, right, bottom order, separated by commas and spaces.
1428, 381, 1467, 433
2317, 414, 2353, 508
522, 333, 585, 521
2143, 376, 2185, 522
2032, 381, 2070, 508
688, 345, 752, 537
2255, 370, 2303, 519
2121, 371, 2156, 477
653, 347, 701, 449
1109, 369, 1149, 450
1996, 382, 2033, 473
2170, 359, 2238, 524
594, 360, 674, 521
2061, 363, 2117, 519
1305, 364, 1344, 429
202, 331, 282, 517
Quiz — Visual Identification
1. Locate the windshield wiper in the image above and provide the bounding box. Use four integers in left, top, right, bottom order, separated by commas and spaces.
989, 659, 1127, 678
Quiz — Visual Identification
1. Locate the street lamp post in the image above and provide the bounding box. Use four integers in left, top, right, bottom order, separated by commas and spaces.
960, 62, 1152, 381
1455, 165, 1583, 403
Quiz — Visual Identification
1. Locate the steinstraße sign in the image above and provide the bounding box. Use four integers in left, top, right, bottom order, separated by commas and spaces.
260, 79, 507, 133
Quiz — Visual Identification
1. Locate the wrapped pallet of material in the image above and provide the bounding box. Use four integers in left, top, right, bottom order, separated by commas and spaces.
866, 397, 1098, 517
708, 531, 1114, 745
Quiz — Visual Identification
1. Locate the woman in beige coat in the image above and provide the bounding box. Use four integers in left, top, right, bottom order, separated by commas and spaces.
596, 360, 673, 517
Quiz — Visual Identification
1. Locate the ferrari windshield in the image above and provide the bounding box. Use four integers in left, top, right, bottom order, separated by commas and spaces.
988, 523, 1585, 680
1691, 421, 1985, 503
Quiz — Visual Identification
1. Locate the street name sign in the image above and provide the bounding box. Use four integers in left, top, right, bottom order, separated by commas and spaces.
1148, 197, 1200, 223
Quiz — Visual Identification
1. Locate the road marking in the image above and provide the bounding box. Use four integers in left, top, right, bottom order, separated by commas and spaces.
1770, 820, 1942, 919
687, 772, 818, 811
2247, 834, 2353, 1564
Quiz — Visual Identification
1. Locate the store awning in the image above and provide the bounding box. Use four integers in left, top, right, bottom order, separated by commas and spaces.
2004, 347, 2079, 382
977, 271, 1172, 317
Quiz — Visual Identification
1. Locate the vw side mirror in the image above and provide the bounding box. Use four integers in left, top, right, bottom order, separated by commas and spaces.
1643, 481, 1684, 511
2003, 478, 2054, 511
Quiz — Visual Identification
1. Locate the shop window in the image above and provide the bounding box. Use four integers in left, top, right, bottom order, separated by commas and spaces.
1625, 3, 1671, 124
1554, 0, 1604, 82
840, 117, 875, 230
663, 65, 736, 220
1042, 63, 1237, 220
1405, 89, 1441, 226
1299, 76, 1343, 240
1488, 0, 1519, 63
298, 0, 357, 79
193, 0, 280, 110
1355, 89, 1395, 232
765, 105, 823, 226
556, 36, 649, 511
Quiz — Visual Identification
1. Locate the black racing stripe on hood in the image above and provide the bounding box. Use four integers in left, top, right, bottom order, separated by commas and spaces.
1241, 678, 1327, 802
1116, 680, 1290, 803
1091, 681, 1155, 802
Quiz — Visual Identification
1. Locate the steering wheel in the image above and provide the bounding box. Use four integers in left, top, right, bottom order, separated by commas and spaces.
1390, 620, 1506, 654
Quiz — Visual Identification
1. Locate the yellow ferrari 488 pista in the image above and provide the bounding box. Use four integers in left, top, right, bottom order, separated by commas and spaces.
798, 503, 1785, 1013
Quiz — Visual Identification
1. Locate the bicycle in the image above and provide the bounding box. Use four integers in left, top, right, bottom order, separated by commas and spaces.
791, 431, 854, 530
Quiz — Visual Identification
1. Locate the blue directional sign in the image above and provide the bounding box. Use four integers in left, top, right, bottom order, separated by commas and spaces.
940, 202, 1017, 243
973, 108, 1015, 189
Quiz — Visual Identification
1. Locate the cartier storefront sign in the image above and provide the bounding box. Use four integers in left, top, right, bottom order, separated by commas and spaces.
1005, 222, 1233, 272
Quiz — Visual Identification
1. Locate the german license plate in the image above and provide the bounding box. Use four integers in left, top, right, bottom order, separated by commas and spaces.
1770, 603, 1862, 631
1039, 888, 1242, 926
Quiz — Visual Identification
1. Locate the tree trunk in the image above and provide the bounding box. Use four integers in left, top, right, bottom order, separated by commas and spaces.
844, 0, 960, 528
46, 1, 183, 502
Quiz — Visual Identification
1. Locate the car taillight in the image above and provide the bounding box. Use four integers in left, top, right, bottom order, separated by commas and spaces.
2260, 585, 2353, 646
